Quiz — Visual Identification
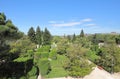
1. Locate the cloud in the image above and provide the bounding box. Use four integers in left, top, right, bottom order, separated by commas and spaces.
51, 22, 82, 27
84, 23, 96, 27
49, 18, 93, 27
81, 18, 92, 22
48, 21, 57, 23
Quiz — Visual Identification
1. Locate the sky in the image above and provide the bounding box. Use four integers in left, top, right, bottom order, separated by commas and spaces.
0, 0, 120, 35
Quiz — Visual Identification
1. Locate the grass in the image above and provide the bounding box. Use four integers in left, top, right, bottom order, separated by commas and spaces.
46, 54, 69, 78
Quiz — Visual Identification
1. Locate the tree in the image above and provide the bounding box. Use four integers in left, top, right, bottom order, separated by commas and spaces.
65, 44, 93, 77
95, 44, 120, 73
0, 12, 6, 25
0, 12, 29, 78
80, 29, 84, 37
115, 35, 120, 44
28, 27, 36, 43
43, 28, 51, 45
67, 35, 71, 42
10, 36, 36, 56
72, 33, 76, 42
0, 12, 19, 60
36, 26, 42, 46
56, 38, 68, 55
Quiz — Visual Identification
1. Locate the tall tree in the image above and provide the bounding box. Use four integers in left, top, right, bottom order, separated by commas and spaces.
67, 35, 71, 42
43, 28, 51, 45
0, 12, 6, 25
36, 26, 42, 46
0, 12, 23, 76
66, 44, 92, 77
72, 33, 76, 42
80, 29, 84, 37
28, 27, 36, 43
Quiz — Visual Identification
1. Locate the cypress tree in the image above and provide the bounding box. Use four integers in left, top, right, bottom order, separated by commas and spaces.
80, 29, 84, 37
28, 27, 36, 43
72, 33, 76, 42
43, 28, 51, 45
36, 26, 42, 45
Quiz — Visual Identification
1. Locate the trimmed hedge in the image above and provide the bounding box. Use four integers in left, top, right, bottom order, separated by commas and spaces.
37, 58, 51, 76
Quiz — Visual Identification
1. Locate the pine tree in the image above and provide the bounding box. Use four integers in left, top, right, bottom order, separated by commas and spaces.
36, 26, 42, 45
27, 27, 36, 43
43, 28, 51, 45
80, 29, 84, 37
0, 12, 6, 25
72, 33, 76, 42
67, 35, 71, 42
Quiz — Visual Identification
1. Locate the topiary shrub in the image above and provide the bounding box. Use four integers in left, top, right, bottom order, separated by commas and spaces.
37, 58, 51, 76
49, 49, 57, 60
27, 66, 37, 78
37, 45, 50, 52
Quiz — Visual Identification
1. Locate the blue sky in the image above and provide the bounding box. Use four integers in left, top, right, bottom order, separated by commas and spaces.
0, 0, 120, 35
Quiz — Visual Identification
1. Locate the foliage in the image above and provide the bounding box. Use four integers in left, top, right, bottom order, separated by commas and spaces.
37, 58, 51, 76
65, 43, 93, 77
96, 44, 120, 73
72, 33, 76, 42
67, 35, 71, 42
27, 27, 36, 43
49, 48, 57, 60
27, 66, 37, 78
68, 59, 93, 77
80, 29, 84, 37
36, 26, 42, 45
85, 50, 100, 62
14, 57, 32, 62
43, 28, 52, 45
66, 44, 88, 60
0, 12, 6, 25
46, 55, 68, 78
37, 45, 50, 52
56, 38, 68, 55
34, 45, 51, 77
10, 36, 36, 56
115, 35, 120, 44
75, 37, 92, 48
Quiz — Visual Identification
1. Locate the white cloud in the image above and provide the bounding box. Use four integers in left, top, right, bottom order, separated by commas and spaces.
81, 18, 92, 22
49, 18, 93, 27
48, 21, 57, 23
51, 22, 82, 27
84, 23, 96, 27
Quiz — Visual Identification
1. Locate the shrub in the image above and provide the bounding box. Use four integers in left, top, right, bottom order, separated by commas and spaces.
27, 66, 37, 77
37, 45, 50, 52
85, 50, 100, 62
49, 49, 57, 60
37, 58, 51, 76
40, 52, 49, 58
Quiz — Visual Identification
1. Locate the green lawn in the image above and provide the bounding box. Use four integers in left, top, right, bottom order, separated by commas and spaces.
46, 55, 69, 78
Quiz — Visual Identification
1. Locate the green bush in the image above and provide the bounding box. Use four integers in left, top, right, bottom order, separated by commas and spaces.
37, 45, 50, 52
19, 76, 26, 79
37, 58, 51, 76
41, 52, 49, 58
29, 76, 36, 79
27, 66, 37, 77
85, 51, 100, 62
49, 49, 57, 60
46, 55, 68, 78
